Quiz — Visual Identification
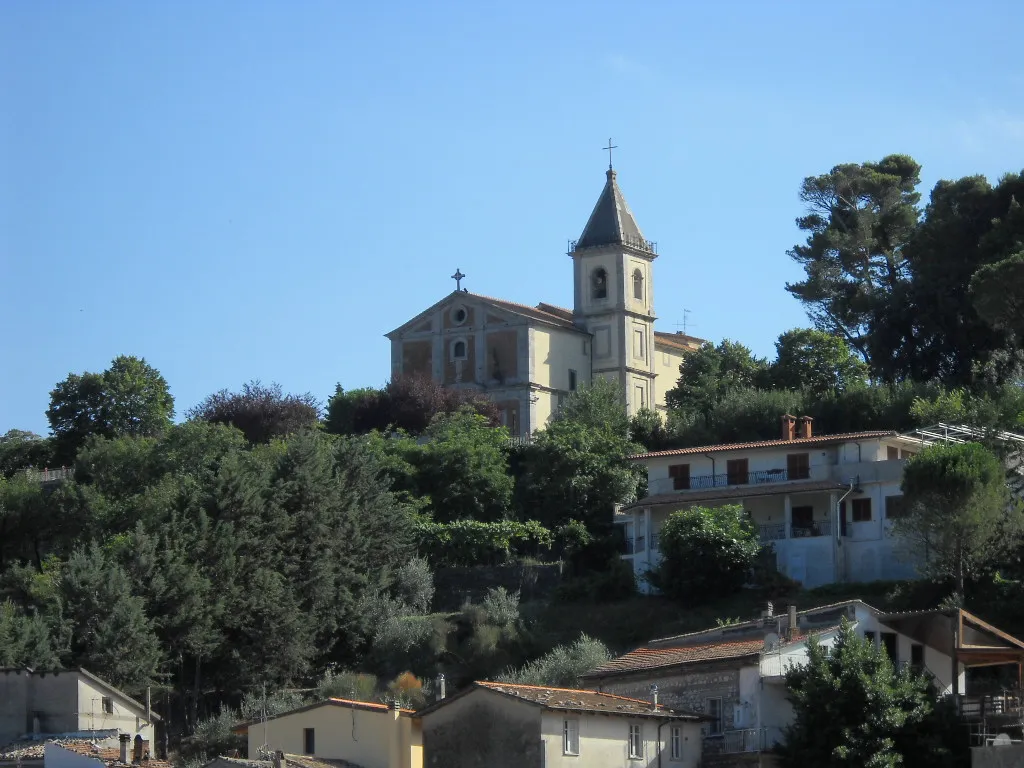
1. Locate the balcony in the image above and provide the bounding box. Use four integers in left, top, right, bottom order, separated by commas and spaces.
624, 535, 646, 555
23, 466, 74, 484
791, 519, 832, 538
650, 467, 818, 495
703, 728, 765, 755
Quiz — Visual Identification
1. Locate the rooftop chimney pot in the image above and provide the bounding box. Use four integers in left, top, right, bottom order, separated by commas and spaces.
119, 735, 130, 765
781, 414, 796, 441
788, 604, 798, 640
436, 673, 446, 702
796, 416, 814, 439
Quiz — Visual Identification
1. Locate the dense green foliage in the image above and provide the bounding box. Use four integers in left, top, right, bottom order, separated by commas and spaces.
648, 504, 761, 601
899, 442, 1022, 596
500, 633, 612, 688
781, 620, 967, 768
186, 380, 320, 443
414, 519, 553, 566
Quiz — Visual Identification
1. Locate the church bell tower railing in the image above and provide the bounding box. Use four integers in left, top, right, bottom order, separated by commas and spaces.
568, 235, 657, 255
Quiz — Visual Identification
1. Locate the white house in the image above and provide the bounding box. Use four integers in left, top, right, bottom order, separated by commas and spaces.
0, 668, 159, 750
618, 416, 929, 590
415, 681, 707, 768
582, 600, 1024, 760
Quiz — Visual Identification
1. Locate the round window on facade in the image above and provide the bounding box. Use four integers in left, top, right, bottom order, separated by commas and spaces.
451, 305, 468, 325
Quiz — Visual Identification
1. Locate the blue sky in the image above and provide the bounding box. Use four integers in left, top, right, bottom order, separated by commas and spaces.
2, 1, 1023, 435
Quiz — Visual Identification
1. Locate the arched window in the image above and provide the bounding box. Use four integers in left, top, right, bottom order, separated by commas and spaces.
452, 340, 467, 360
633, 269, 644, 301
591, 268, 608, 300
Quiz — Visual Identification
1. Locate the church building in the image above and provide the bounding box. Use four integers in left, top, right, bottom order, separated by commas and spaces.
385, 166, 703, 436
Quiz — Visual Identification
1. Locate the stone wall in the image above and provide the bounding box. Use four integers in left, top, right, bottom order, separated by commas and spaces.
596, 661, 745, 731
432, 563, 563, 611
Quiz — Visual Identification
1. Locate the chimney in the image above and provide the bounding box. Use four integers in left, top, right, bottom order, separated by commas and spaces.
133, 735, 143, 764
436, 674, 446, 702
649, 684, 659, 710
119, 735, 130, 765
781, 414, 796, 441
761, 601, 774, 620
796, 416, 814, 439
787, 604, 798, 640
390, 699, 401, 720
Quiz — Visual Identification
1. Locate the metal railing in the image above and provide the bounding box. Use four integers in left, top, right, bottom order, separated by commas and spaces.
568, 234, 658, 255
625, 536, 646, 555
703, 728, 765, 755
759, 523, 787, 542
651, 467, 808, 495
958, 691, 1024, 722
791, 519, 832, 538
23, 466, 74, 483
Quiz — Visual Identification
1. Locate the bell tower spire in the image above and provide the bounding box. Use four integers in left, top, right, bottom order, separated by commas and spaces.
569, 160, 658, 416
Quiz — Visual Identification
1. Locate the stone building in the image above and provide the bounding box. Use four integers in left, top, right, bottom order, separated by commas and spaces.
386, 166, 702, 436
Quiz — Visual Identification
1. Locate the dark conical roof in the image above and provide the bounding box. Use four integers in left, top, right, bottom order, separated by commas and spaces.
575, 169, 653, 253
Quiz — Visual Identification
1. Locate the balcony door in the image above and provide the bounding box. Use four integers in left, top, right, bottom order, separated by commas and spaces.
727, 458, 749, 485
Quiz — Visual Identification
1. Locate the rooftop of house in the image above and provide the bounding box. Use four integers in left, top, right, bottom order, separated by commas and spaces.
0, 739, 171, 768
629, 430, 899, 461
415, 681, 705, 720
232, 697, 414, 733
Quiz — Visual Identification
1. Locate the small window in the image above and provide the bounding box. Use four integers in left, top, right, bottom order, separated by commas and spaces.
670, 725, 683, 760
852, 498, 872, 522
885, 495, 907, 520
786, 453, 810, 480
451, 340, 467, 361
628, 723, 643, 759
591, 268, 608, 300
726, 459, 749, 485
568, 369, 577, 392
303, 728, 315, 756
864, 630, 876, 645
886, 445, 899, 460
634, 385, 646, 410
101, 697, 113, 715
706, 698, 723, 736
633, 268, 644, 301
633, 328, 646, 358
668, 464, 690, 491
451, 305, 468, 325
563, 718, 579, 755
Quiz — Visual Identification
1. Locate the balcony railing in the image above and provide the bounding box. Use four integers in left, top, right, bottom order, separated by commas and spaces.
703, 728, 765, 755
791, 519, 832, 538
23, 466, 74, 483
625, 535, 646, 555
958, 691, 1024, 722
651, 467, 811, 495
759, 523, 787, 542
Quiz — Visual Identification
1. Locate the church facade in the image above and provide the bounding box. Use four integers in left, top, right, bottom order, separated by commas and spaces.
385, 168, 702, 437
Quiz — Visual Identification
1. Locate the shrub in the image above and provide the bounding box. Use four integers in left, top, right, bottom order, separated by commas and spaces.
648, 504, 760, 602
500, 634, 612, 688
415, 519, 553, 566
395, 557, 434, 614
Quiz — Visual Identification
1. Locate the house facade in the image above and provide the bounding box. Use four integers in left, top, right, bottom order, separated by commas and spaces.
0, 668, 158, 749
233, 698, 421, 768
415, 681, 706, 768
385, 167, 703, 436
582, 601, 1024, 764
619, 417, 925, 590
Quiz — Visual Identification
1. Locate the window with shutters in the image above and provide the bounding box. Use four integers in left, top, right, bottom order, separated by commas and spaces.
726, 458, 749, 485
852, 498, 872, 522
628, 724, 643, 759
786, 452, 810, 480
668, 464, 690, 490
706, 698, 723, 735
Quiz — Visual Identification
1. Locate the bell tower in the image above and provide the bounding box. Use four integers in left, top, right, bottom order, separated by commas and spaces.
570, 166, 657, 415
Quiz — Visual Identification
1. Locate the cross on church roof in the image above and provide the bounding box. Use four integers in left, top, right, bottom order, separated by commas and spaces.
602, 138, 618, 170
451, 268, 465, 291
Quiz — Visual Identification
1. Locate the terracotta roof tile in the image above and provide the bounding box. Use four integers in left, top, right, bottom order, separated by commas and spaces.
630, 431, 896, 460
653, 331, 705, 350
475, 681, 702, 719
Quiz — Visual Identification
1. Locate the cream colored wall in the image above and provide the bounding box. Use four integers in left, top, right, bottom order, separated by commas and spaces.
77, 677, 152, 741
527, 325, 591, 432
539, 712, 702, 768
653, 344, 685, 411
249, 704, 420, 768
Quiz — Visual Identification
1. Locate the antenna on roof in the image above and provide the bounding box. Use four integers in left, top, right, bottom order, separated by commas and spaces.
674, 309, 696, 336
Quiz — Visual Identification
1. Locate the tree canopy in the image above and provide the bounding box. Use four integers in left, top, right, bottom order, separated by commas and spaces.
187, 380, 320, 443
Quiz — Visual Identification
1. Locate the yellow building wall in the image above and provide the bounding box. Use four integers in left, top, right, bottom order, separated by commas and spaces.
539, 710, 702, 768
247, 703, 421, 768
528, 325, 591, 432
653, 343, 686, 411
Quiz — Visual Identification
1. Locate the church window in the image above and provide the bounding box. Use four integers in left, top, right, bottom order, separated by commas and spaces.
633, 328, 645, 359
633, 269, 644, 301
451, 305, 468, 325
591, 268, 608, 300
451, 339, 467, 360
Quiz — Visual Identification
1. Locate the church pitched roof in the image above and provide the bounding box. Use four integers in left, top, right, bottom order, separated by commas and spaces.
574, 169, 655, 254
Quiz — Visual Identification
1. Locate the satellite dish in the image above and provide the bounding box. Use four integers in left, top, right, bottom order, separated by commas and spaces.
992, 733, 1012, 746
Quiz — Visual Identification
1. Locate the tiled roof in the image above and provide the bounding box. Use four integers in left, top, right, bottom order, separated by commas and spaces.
621, 479, 841, 512
466, 293, 585, 332
474, 681, 702, 719
630, 431, 897, 460
584, 628, 838, 679
575, 169, 648, 251
0, 740, 171, 768
653, 331, 705, 350
534, 303, 575, 322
